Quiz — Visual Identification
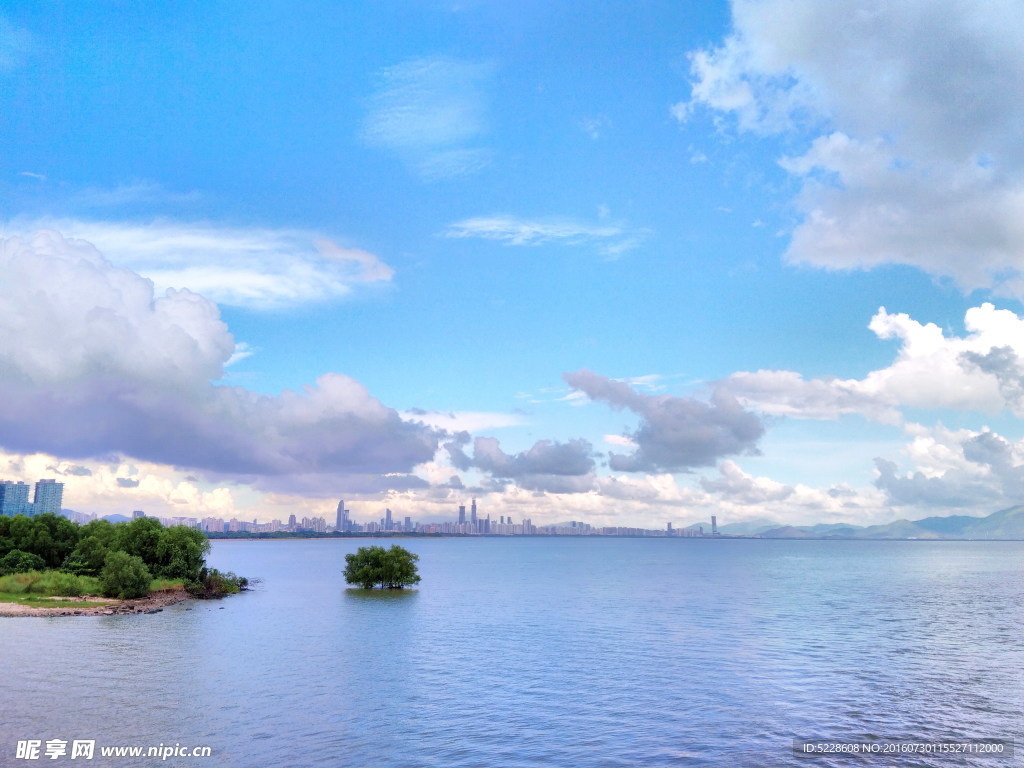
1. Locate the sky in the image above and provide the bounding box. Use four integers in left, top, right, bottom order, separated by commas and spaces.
4, 0, 1024, 529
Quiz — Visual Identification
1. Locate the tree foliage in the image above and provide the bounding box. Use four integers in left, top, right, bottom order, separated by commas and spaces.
0, 549, 46, 576
61, 535, 110, 576
114, 517, 164, 566
99, 551, 153, 599
343, 545, 421, 589
155, 525, 210, 581
0, 513, 246, 599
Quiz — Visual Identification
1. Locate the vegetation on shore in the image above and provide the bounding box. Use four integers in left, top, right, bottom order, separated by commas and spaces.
344, 545, 421, 590
0, 514, 247, 602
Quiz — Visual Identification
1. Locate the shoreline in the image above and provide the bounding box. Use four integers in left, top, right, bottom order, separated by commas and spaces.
0, 588, 192, 618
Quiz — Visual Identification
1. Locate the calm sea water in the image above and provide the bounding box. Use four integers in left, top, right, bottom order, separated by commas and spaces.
2, 538, 1023, 767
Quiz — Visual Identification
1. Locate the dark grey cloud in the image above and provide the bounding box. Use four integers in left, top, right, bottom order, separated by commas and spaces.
563, 369, 764, 472
0, 232, 440, 495
960, 346, 1024, 407
47, 464, 93, 477
446, 435, 596, 494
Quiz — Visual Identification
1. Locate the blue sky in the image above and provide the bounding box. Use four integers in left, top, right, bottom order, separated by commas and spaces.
3, 1, 1024, 527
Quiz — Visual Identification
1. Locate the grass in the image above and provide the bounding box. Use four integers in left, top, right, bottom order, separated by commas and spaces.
0, 571, 186, 606
0, 571, 101, 597
149, 578, 185, 592
0, 592, 113, 608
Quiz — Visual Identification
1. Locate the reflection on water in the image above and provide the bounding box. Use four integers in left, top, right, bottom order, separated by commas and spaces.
343, 587, 420, 601
3, 538, 1023, 767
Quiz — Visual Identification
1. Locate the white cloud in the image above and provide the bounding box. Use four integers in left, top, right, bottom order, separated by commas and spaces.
401, 409, 526, 433
0, 231, 437, 494
722, 303, 1024, 423
4, 218, 393, 309
1, 450, 244, 520
682, 0, 1024, 295
604, 434, 638, 448
362, 55, 494, 179
873, 423, 1024, 510
444, 215, 650, 256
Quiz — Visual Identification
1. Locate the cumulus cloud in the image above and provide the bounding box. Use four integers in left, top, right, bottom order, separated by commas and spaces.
681, 0, 1024, 295
723, 303, 1024, 422
446, 435, 596, 494
443, 215, 650, 256
700, 459, 793, 504
4, 218, 394, 309
0, 232, 439, 494
872, 424, 1024, 509
563, 369, 764, 472
362, 55, 494, 180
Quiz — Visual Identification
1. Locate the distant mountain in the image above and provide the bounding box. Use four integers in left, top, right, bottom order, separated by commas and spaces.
758, 505, 1024, 540
102, 513, 132, 524
716, 518, 781, 535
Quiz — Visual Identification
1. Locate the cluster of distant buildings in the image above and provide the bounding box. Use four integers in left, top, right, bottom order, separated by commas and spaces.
0, 479, 726, 538
0, 479, 64, 517
202, 500, 722, 538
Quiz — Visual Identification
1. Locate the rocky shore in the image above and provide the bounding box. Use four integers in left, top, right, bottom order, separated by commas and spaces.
0, 588, 191, 617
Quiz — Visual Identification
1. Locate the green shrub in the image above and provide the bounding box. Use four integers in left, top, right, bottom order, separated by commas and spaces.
0, 549, 46, 576
99, 551, 152, 599
185, 569, 248, 598
0, 570, 98, 596
0, 571, 43, 594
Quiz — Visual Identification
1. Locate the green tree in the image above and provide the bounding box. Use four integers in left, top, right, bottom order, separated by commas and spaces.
0, 515, 14, 558
61, 535, 110, 576
99, 551, 152, 599
9, 513, 80, 568
343, 545, 421, 589
113, 516, 164, 568
80, 518, 117, 546
155, 525, 210, 581
0, 549, 46, 576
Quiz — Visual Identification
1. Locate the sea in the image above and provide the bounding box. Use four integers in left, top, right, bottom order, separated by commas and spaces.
2, 537, 1023, 767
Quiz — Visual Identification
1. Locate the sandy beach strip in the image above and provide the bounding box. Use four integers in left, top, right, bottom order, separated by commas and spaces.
0, 589, 192, 617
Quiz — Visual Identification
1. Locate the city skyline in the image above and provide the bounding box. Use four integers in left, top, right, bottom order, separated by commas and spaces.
4, 2, 1024, 530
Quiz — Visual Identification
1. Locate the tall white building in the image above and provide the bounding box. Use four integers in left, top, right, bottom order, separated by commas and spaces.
0, 481, 32, 516
33, 479, 64, 514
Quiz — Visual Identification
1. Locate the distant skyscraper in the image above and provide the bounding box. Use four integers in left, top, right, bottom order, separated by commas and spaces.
470, 498, 477, 526
404, 516, 411, 531
385, 508, 393, 531
711, 515, 718, 536
33, 479, 63, 515
458, 505, 466, 525
336, 500, 348, 532
132, 510, 145, 519
0, 481, 31, 516
288, 513, 297, 530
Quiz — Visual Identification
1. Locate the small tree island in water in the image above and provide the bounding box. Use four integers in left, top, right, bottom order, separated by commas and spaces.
344, 545, 421, 589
